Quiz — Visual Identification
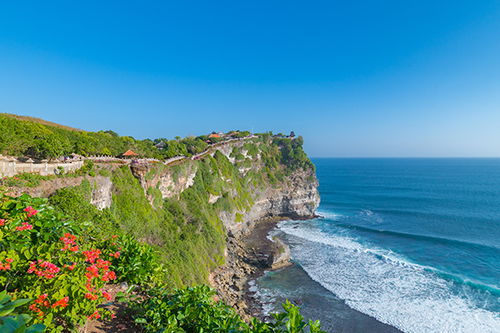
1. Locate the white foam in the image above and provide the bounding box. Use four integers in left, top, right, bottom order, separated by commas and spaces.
361, 209, 374, 216
279, 221, 500, 333
359, 209, 384, 223
316, 209, 343, 221
252, 284, 280, 317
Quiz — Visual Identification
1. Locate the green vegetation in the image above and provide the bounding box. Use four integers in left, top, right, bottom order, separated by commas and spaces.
108, 152, 253, 286
0, 182, 324, 332
0, 116, 320, 332
0, 114, 310, 175
273, 136, 314, 172
0, 291, 45, 333
0, 114, 161, 159
130, 286, 325, 333
1, 127, 313, 287
0, 193, 158, 331
154, 136, 209, 158
0, 114, 260, 161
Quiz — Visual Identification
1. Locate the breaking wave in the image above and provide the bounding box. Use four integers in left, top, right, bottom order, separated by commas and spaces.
278, 220, 500, 333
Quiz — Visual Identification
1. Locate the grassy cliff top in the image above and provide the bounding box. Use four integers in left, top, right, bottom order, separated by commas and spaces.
0, 114, 243, 160
0, 113, 304, 163
0, 113, 85, 132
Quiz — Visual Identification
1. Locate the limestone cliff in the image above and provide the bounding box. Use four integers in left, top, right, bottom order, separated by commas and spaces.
220, 166, 319, 237
127, 139, 320, 318
129, 140, 319, 236
5, 136, 320, 311
209, 165, 319, 318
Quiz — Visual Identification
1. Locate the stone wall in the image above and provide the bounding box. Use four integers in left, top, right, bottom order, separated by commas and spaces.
0, 157, 84, 177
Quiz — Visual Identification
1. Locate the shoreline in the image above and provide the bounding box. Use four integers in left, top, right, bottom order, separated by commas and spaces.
212, 216, 404, 333
238, 218, 290, 319
210, 216, 298, 320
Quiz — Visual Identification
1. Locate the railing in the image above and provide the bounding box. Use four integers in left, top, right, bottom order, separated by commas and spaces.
0, 157, 85, 177
0, 135, 261, 177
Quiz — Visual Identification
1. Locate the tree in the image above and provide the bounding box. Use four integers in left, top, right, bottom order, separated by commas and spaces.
25, 134, 70, 160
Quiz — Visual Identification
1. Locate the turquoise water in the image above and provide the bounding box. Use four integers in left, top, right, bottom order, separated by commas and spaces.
258, 158, 500, 333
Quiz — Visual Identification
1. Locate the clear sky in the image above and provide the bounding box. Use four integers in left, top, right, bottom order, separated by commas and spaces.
1, 1, 499, 157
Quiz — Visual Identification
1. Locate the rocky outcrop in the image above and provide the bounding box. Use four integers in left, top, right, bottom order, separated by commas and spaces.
89, 177, 113, 209
270, 237, 292, 270
130, 161, 198, 202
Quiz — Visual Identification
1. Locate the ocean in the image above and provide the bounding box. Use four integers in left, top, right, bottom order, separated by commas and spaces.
255, 158, 500, 333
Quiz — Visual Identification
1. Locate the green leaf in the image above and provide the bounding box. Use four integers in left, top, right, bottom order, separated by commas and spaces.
9, 299, 32, 308
25, 324, 46, 333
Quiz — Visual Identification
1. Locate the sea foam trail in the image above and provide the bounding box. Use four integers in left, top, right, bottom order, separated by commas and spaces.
279, 221, 500, 333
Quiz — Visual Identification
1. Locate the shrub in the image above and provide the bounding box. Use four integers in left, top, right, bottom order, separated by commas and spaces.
0, 174, 53, 188
110, 235, 165, 285
0, 193, 120, 331
131, 285, 327, 333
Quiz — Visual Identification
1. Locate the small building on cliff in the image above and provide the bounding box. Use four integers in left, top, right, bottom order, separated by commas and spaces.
121, 150, 139, 158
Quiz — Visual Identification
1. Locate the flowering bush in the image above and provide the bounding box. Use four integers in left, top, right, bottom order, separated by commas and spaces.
0, 191, 326, 333
0, 193, 120, 331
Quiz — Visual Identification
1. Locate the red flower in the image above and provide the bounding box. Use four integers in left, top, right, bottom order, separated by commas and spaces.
64, 263, 76, 271
101, 270, 116, 282
16, 222, 33, 231
86, 265, 99, 278
30, 294, 50, 317
96, 259, 111, 271
60, 233, 78, 251
85, 281, 95, 292
27, 210, 38, 218
83, 249, 101, 263
0, 219, 5, 226
109, 251, 120, 258
102, 291, 112, 301
29, 303, 39, 312
88, 310, 100, 320
27, 260, 60, 279
52, 296, 69, 308
85, 293, 99, 301
0, 258, 13, 270
24, 206, 38, 218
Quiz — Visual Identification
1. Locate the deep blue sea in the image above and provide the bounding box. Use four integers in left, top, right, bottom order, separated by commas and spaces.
255, 158, 500, 333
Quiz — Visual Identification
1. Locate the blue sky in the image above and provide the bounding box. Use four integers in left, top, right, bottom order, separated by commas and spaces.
1, 1, 499, 157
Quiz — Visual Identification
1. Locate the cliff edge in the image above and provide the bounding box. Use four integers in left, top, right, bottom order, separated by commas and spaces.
3, 133, 320, 307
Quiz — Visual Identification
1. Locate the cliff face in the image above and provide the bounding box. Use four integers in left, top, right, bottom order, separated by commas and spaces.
209, 166, 319, 318
128, 148, 319, 318
129, 139, 319, 237
7, 136, 319, 299
220, 166, 319, 237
